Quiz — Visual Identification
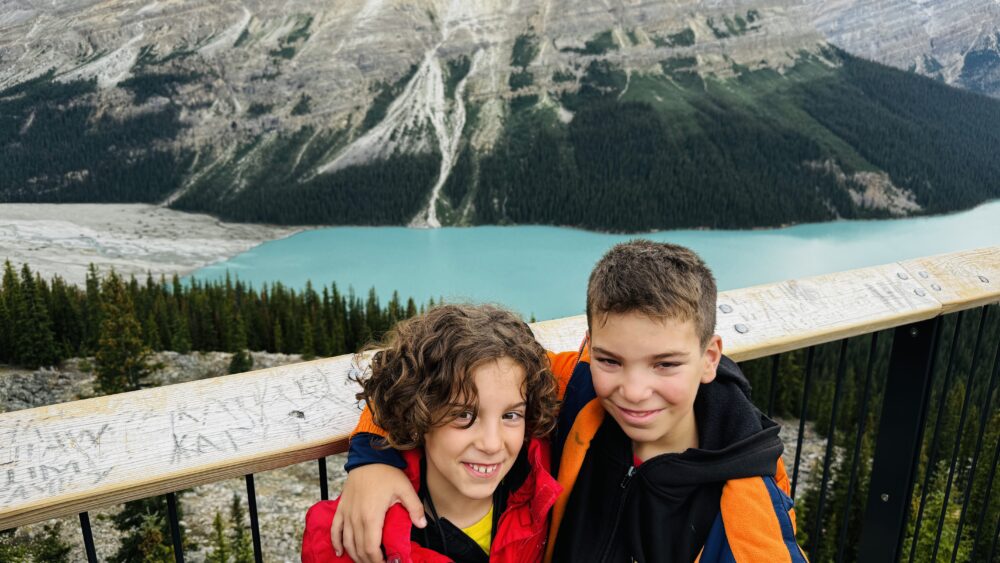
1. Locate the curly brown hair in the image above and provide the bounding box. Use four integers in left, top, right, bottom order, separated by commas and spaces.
355, 303, 559, 451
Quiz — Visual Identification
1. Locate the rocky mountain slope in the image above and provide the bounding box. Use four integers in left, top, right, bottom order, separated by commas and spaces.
1, 1, 999, 231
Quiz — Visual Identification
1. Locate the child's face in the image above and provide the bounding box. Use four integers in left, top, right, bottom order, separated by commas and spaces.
423, 356, 527, 507
589, 311, 721, 458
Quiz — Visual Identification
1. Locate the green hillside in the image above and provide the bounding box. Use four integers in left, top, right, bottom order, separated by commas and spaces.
466, 49, 1000, 231
2, 48, 999, 231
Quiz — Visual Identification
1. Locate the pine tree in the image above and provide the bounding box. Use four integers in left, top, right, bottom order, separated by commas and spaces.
387, 291, 402, 327
109, 512, 174, 563
229, 493, 253, 563
48, 275, 83, 359
365, 288, 383, 338
228, 313, 253, 375
901, 461, 975, 562
170, 308, 192, 354
301, 317, 315, 360
0, 261, 19, 364
0, 523, 71, 563
33, 522, 72, 563
143, 311, 162, 350
111, 497, 178, 563
273, 320, 284, 354
206, 512, 230, 563
95, 272, 157, 394
13, 265, 59, 368
83, 264, 102, 353
0, 529, 27, 561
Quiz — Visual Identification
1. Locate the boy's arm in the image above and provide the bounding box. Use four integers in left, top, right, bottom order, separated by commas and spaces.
547, 350, 578, 400
346, 408, 405, 471
334, 408, 425, 563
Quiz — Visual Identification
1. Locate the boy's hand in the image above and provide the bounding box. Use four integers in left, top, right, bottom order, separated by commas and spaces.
330, 464, 427, 563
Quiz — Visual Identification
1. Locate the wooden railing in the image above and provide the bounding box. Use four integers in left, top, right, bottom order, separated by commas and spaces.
1, 246, 998, 561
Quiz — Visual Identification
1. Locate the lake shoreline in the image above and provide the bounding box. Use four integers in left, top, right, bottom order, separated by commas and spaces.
0, 203, 304, 286
4, 200, 999, 297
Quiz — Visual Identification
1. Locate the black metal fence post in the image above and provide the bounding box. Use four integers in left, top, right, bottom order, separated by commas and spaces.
79, 512, 98, 563
858, 318, 939, 562
166, 492, 185, 563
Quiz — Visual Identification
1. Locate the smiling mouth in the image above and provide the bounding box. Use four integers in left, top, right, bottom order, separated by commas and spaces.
615, 405, 664, 422
462, 462, 501, 478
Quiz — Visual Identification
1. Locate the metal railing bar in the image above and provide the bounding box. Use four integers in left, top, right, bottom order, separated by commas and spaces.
767, 354, 781, 418
245, 474, 264, 563
811, 338, 849, 559
835, 332, 880, 563
930, 306, 990, 562
990, 513, 1000, 563
970, 398, 1000, 561
792, 347, 816, 498
79, 512, 98, 563
166, 492, 184, 563
908, 311, 965, 563
319, 457, 330, 501
956, 329, 1000, 562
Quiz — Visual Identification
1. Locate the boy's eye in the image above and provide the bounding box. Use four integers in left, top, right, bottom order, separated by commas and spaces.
656, 362, 680, 369
502, 411, 525, 422
596, 357, 620, 367
455, 410, 474, 421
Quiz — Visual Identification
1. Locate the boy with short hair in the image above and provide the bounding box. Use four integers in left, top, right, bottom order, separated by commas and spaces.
332, 240, 806, 562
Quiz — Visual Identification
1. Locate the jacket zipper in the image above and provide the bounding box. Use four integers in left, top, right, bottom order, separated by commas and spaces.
598, 464, 637, 562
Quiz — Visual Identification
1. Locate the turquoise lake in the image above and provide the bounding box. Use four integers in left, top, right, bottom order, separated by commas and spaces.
194, 201, 1000, 321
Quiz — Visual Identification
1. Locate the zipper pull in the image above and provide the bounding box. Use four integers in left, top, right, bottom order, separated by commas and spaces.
620, 465, 636, 488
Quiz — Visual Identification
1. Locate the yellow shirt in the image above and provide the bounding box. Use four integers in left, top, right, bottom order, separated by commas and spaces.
460, 506, 493, 555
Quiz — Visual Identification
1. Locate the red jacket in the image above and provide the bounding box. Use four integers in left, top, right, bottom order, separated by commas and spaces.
302, 439, 561, 563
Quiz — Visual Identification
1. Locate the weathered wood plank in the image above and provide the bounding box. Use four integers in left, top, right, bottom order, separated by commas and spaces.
0, 356, 361, 529
717, 262, 943, 362
530, 315, 587, 353
900, 246, 1000, 314
2, 246, 998, 530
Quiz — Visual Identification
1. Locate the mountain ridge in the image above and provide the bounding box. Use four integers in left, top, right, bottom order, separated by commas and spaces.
2, 0, 1000, 231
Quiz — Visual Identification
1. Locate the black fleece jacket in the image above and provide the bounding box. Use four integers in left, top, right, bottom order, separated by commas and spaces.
551, 357, 784, 562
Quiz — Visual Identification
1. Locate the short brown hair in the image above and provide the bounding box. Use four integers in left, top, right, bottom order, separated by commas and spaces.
587, 239, 717, 346
355, 304, 558, 450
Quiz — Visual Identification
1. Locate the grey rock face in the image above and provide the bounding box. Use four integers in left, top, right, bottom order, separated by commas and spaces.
810, 0, 1000, 95
1, 0, 997, 226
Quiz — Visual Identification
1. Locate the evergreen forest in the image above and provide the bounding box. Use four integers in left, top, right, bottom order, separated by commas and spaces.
0, 262, 424, 373
470, 49, 1000, 231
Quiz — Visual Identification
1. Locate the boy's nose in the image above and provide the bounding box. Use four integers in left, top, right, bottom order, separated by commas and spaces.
620, 372, 651, 404
476, 421, 504, 454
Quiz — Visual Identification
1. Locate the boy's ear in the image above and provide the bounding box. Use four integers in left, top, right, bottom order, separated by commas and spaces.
700, 335, 723, 385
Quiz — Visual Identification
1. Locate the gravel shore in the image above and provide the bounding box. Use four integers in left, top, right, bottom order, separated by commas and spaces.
0, 203, 303, 286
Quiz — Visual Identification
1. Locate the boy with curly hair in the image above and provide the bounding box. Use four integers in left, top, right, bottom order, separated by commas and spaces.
302, 304, 560, 563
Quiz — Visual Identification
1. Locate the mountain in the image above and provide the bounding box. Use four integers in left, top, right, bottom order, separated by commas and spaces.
2, 0, 999, 231
812, 0, 1000, 97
